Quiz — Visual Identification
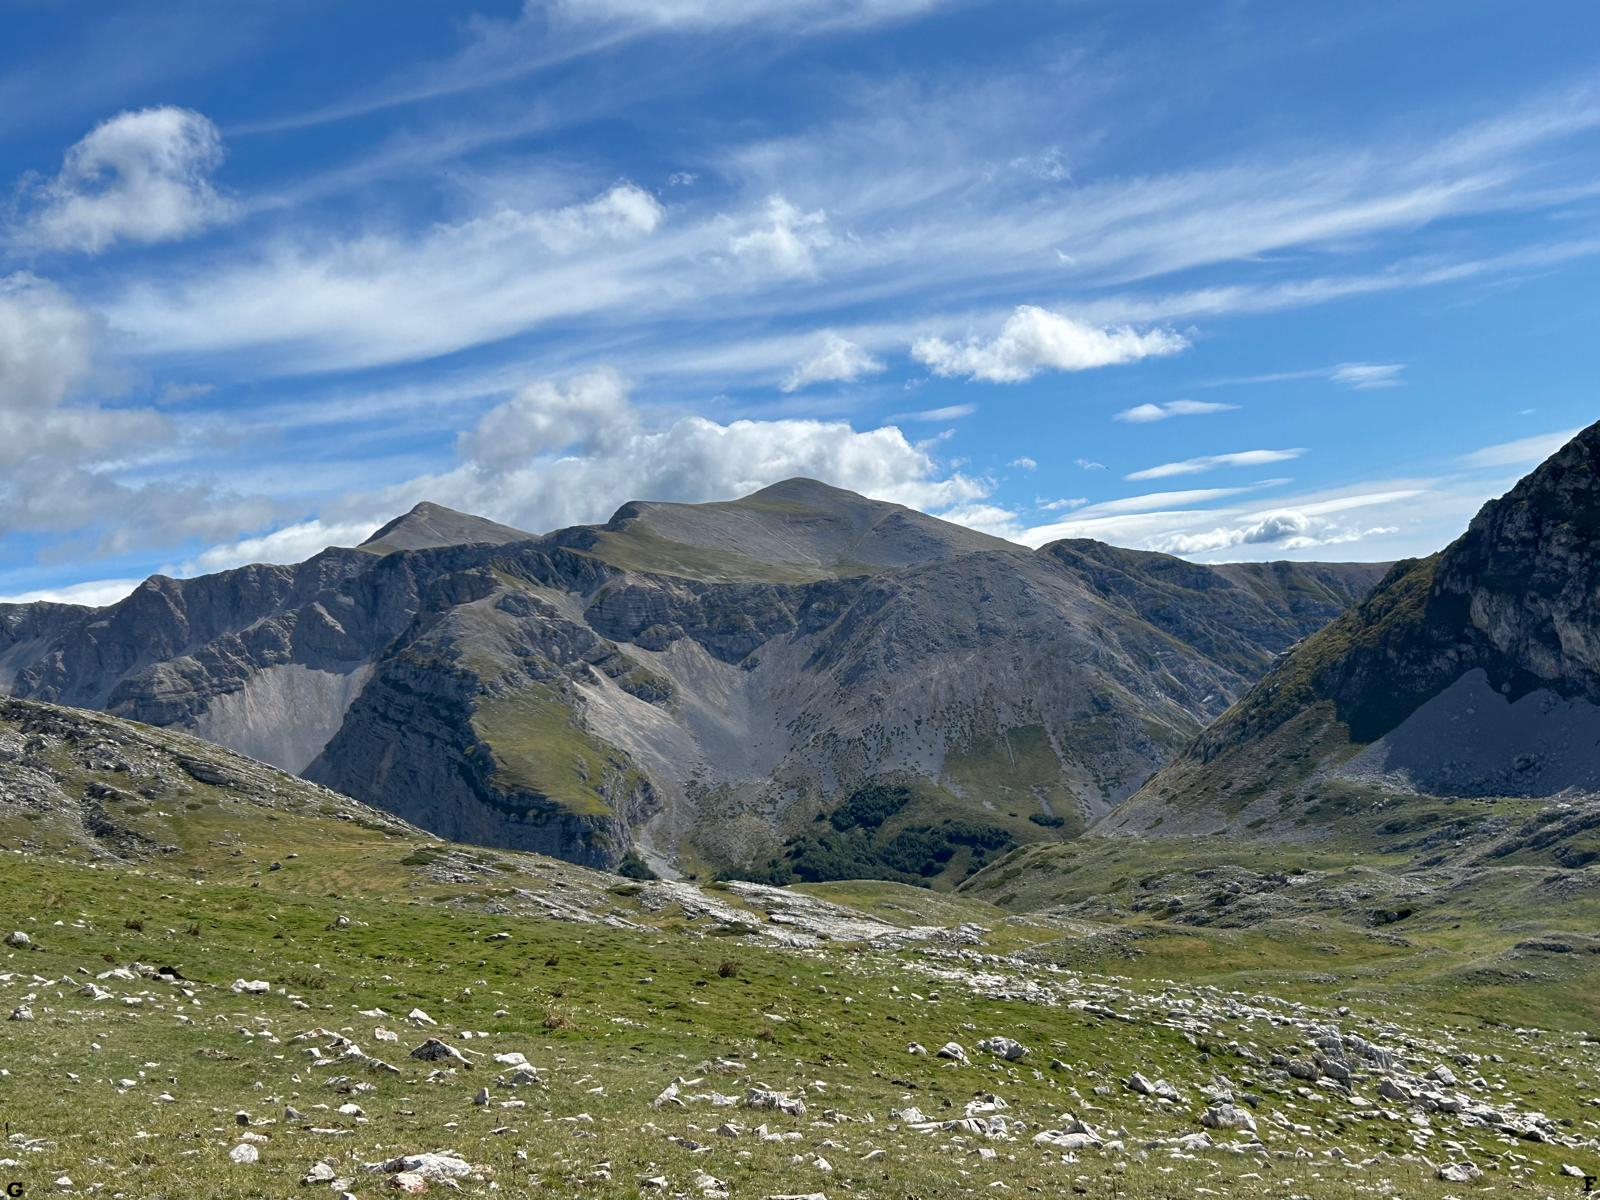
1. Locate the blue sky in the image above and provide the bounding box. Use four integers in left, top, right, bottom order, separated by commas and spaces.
1, 0, 1597, 604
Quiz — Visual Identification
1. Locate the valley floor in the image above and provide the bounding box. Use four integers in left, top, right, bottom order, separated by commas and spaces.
1, 848, 1595, 1199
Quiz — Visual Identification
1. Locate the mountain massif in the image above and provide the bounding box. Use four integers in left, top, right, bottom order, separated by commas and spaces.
3, 469, 1596, 1200
1109, 420, 1600, 840
0, 479, 1385, 875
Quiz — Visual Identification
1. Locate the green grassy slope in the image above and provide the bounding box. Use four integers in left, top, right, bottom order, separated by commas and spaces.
4, 847, 1595, 1198
3, 699, 1596, 1197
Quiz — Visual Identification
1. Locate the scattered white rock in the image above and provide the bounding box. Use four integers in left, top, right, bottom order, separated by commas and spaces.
1200, 1103, 1257, 1134
745, 1087, 806, 1117
366, 1151, 473, 1180
409, 1038, 472, 1068
977, 1036, 1029, 1061
936, 1042, 969, 1064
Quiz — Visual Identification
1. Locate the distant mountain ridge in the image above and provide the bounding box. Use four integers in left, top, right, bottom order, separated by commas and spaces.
1107, 421, 1600, 836
0, 479, 1386, 874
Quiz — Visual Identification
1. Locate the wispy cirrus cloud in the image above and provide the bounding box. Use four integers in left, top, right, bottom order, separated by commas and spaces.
1330, 362, 1405, 389
549, 0, 958, 34
102, 180, 676, 372
1068, 483, 1287, 516
1199, 360, 1405, 390
1115, 399, 1237, 423
94, 77, 1600, 388
240, 0, 967, 135
890, 403, 977, 422
1126, 448, 1306, 481
10, 19, 1600, 595
1460, 427, 1582, 468
1015, 480, 1449, 562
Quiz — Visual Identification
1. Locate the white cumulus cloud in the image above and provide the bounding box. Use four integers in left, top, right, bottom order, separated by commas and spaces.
176, 518, 385, 577
0, 272, 276, 555
17, 106, 230, 254
0, 578, 144, 608
1152, 509, 1396, 555
519, 181, 663, 252
369, 368, 988, 533
432, 412, 987, 528
0, 272, 167, 476
729, 195, 832, 279
462, 367, 638, 468
781, 332, 885, 392
930, 502, 1025, 539
911, 305, 1187, 383
160, 368, 1014, 585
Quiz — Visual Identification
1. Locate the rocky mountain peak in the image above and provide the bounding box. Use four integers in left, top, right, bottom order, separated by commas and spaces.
588, 478, 1015, 582
744, 476, 880, 505
359, 502, 532, 554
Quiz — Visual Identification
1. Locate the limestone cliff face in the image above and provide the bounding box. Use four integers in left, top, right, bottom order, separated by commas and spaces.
305, 654, 653, 868
1, 549, 427, 771
1, 483, 1384, 870
1434, 425, 1600, 694
1109, 422, 1600, 834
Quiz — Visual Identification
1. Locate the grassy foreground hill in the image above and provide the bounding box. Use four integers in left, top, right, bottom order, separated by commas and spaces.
0, 700, 1596, 1196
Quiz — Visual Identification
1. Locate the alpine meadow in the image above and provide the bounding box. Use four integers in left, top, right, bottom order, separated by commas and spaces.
1, 4, 1598, 1198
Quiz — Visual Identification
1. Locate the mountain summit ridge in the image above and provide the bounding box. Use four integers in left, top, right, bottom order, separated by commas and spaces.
1, 478, 1386, 873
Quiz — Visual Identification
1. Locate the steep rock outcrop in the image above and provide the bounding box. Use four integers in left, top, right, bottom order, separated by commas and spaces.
1108, 421, 1600, 835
